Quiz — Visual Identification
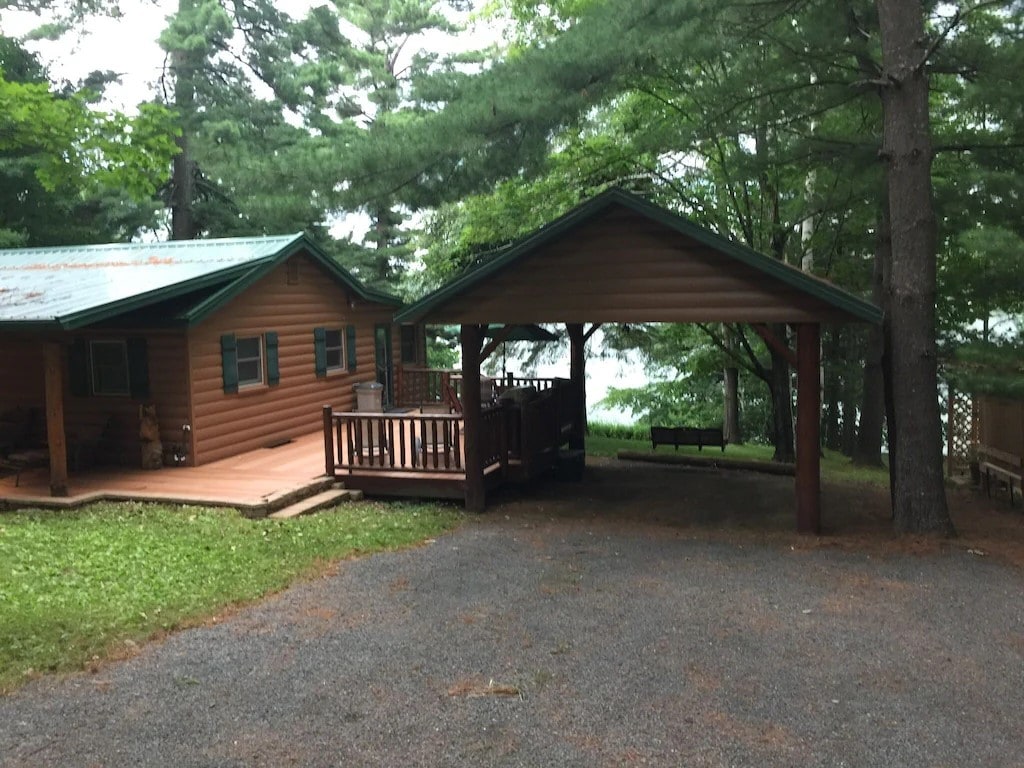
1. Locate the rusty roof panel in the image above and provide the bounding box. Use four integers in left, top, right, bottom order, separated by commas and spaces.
0, 234, 301, 325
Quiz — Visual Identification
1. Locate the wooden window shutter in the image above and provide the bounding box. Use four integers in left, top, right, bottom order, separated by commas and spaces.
127, 338, 150, 398
220, 333, 238, 393
266, 332, 280, 386
313, 327, 327, 378
346, 325, 357, 372
68, 338, 89, 397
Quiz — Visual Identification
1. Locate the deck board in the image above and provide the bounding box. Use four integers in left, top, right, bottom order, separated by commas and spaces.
0, 431, 331, 512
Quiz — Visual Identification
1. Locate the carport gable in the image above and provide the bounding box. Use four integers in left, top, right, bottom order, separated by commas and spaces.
396, 188, 880, 326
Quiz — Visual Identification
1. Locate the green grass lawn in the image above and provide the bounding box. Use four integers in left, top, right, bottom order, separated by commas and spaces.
586, 434, 890, 487
0, 500, 460, 693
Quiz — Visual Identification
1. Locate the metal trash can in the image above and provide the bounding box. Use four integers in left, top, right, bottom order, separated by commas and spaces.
354, 381, 384, 412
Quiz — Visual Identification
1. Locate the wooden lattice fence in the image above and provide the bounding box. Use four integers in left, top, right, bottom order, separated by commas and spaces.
945, 386, 976, 477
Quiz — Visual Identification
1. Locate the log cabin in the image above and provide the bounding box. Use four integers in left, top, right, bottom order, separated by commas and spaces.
0, 233, 424, 494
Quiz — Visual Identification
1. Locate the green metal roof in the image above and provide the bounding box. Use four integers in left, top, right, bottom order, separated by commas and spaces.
396, 188, 882, 325
0, 233, 400, 330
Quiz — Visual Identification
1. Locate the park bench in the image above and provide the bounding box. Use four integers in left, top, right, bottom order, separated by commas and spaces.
650, 425, 725, 452
978, 444, 1023, 506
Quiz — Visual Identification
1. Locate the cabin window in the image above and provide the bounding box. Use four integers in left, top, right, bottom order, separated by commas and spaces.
324, 329, 345, 371
90, 340, 130, 396
314, 326, 354, 377
400, 325, 418, 364
236, 336, 264, 387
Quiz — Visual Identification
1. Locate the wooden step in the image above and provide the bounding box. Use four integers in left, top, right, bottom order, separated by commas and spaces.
268, 489, 353, 520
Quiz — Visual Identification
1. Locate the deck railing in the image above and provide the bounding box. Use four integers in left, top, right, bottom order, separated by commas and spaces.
325, 407, 467, 474
496, 374, 560, 393
397, 367, 462, 410
323, 376, 580, 496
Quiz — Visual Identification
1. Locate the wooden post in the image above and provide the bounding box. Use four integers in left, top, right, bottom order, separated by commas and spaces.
461, 323, 485, 512
322, 405, 335, 477
567, 323, 586, 451
945, 385, 955, 478
795, 323, 821, 534
43, 341, 68, 497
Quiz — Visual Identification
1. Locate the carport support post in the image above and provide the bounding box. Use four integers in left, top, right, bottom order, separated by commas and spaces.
795, 323, 821, 534
43, 341, 68, 497
567, 323, 586, 451
461, 323, 486, 512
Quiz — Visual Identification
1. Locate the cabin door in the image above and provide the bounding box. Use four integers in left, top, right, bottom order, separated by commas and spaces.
374, 324, 393, 408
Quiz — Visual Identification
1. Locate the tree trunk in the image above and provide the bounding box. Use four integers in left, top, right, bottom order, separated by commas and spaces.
854, 202, 888, 466
170, 44, 196, 241
822, 327, 842, 451
567, 323, 587, 451
876, 0, 953, 534
768, 324, 795, 463
723, 366, 741, 444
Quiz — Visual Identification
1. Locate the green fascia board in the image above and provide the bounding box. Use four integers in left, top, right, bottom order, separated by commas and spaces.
180, 234, 402, 327
396, 187, 882, 325
0, 320, 63, 334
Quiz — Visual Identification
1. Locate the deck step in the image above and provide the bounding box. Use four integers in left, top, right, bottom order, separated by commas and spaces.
268, 489, 354, 520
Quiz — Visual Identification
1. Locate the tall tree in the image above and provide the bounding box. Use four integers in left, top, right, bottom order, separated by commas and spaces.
875, 0, 953, 534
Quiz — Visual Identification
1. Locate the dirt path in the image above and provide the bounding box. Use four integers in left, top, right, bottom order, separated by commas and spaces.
2, 460, 1022, 767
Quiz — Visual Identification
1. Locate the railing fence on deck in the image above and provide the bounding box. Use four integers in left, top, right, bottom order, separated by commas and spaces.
323, 375, 580, 492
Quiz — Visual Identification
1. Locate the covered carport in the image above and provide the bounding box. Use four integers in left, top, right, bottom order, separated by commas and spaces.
397, 188, 881, 533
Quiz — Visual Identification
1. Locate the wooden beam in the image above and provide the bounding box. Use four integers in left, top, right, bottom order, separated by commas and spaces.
480, 325, 513, 362
750, 323, 798, 368
795, 323, 821, 534
323, 405, 335, 477
461, 323, 486, 512
583, 322, 602, 342
43, 341, 68, 497
567, 323, 586, 451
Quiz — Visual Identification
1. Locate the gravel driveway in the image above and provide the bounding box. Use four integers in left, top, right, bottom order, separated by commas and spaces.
2, 462, 1023, 767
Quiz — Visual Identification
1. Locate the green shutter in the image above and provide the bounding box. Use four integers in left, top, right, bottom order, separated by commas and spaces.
69, 338, 89, 397
266, 331, 280, 386
313, 327, 327, 378
127, 338, 150, 398
221, 333, 238, 394
346, 325, 357, 372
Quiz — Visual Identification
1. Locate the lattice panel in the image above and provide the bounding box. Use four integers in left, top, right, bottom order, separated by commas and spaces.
945, 389, 975, 475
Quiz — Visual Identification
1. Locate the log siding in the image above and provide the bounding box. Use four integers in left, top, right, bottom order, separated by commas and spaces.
187, 252, 396, 465
435, 210, 856, 324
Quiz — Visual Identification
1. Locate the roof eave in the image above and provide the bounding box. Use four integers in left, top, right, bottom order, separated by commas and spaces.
397, 188, 882, 325
55, 261, 268, 330
180, 234, 402, 327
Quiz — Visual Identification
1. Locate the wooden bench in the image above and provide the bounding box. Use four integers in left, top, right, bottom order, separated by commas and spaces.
978, 444, 1023, 506
650, 426, 725, 452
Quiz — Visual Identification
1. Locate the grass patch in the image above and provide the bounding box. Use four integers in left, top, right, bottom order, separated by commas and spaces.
587, 434, 890, 487
0, 500, 459, 693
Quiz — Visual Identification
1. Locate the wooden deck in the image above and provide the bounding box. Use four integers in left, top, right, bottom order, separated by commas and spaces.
0, 431, 332, 515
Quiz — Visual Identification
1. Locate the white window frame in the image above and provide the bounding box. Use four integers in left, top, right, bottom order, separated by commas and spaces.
236, 335, 265, 388
324, 328, 345, 372
90, 340, 130, 396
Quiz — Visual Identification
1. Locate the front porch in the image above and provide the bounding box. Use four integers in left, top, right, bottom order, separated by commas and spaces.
0, 431, 333, 515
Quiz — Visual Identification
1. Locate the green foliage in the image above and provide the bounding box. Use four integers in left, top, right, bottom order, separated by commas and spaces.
0, 500, 459, 692
427, 326, 460, 369
0, 36, 176, 245
950, 338, 1024, 400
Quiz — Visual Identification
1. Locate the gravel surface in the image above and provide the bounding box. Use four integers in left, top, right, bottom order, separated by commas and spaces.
2, 462, 1023, 767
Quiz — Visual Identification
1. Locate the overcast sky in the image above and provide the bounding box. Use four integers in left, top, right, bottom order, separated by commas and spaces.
1, 1, 498, 112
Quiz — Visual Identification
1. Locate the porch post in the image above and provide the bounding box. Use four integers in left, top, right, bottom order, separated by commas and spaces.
43, 341, 68, 497
461, 323, 485, 512
567, 323, 586, 451
322, 405, 335, 477
795, 323, 821, 534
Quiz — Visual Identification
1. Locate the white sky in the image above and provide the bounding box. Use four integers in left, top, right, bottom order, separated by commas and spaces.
1, 2, 170, 111
0, 1, 499, 112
